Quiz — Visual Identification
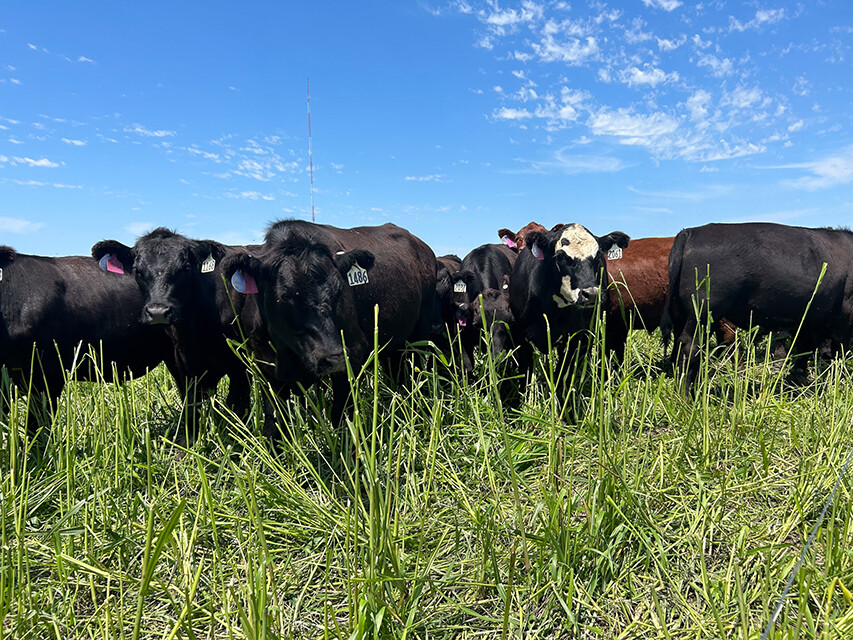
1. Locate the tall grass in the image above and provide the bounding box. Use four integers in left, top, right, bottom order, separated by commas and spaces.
1, 321, 853, 638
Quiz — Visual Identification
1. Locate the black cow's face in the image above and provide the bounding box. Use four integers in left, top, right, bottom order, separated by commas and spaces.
224, 245, 374, 380
93, 230, 218, 326
527, 224, 629, 310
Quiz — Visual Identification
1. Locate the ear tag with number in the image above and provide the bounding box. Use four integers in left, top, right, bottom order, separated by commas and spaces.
531, 243, 544, 261
231, 270, 258, 294
501, 235, 517, 249
200, 255, 216, 273
0, 268, 3, 282
347, 263, 369, 286
453, 281, 467, 293
607, 246, 623, 260
99, 253, 125, 274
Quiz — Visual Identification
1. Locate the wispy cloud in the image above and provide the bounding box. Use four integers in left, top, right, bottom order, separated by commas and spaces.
641, 0, 682, 11
516, 148, 629, 174
767, 145, 853, 190
729, 9, 786, 33
124, 124, 176, 138
404, 174, 448, 182
226, 191, 275, 201
0, 216, 45, 233
12, 156, 62, 168
62, 138, 86, 146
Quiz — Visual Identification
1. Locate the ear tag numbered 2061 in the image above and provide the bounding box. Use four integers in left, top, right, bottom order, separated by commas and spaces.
347, 264, 369, 286
607, 246, 623, 260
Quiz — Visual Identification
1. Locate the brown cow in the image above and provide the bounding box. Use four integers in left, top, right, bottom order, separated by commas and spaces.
497, 222, 548, 252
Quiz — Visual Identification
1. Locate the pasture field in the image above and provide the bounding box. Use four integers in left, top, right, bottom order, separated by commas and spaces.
2, 324, 853, 639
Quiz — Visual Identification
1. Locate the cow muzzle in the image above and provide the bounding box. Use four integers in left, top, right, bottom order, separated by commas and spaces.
575, 286, 599, 308
144, 303, 174, 325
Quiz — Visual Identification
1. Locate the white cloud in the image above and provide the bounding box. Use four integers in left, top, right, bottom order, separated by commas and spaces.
227, 191, 275, 201
0, 216, 44, 233
696, 52, 734, 77
620, 65, 679, 88
62, 138, 86, 146
531, 35, 598, 64
771, 145, 853, 190
77, 56, 95, 63
12, 156, 62, 168
787, 120, 804, 133
404, 174, 447, 182
729, 8, 786, 33
124, 124, 176, 138
494, 107, 533, 120
657, 35, 686, 51
641, 0, 682, 11
588, 108, 680, 140
523, 147, 628, 174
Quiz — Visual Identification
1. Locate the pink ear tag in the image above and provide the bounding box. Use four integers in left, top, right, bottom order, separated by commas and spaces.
501, 235, 517, 249
99, 253, 125, 274
531, 243, 544, 261
231, 269, 258, 294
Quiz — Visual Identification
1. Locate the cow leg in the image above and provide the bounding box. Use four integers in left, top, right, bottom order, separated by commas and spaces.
672, 322, 701, 397
224, 369, 252, 419
605, 318, 628, 364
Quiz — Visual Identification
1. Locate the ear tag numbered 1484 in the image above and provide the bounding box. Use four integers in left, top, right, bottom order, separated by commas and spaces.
453, 281, 467, 293
347, 264, 369, 286
201, 255, 216, 273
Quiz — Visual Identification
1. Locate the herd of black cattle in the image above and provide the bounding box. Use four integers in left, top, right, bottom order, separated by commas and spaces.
1, 218, 851, 441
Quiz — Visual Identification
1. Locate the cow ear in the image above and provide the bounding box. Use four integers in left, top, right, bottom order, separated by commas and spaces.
598, 231, 630, 252
335, 249, 375, 275
524, 231, 554, 260
221, 252, 262, 294
456, 270, 476, 284
92, 240, 133, 274
193, 240, 226, 272
498, 229, 518, 249
0, 246, 16, 268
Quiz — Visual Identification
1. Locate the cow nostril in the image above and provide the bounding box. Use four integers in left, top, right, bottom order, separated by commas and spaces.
145, 304, 173, 325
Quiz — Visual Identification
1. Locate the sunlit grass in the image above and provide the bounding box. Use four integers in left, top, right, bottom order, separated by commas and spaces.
2, 322, 853, 638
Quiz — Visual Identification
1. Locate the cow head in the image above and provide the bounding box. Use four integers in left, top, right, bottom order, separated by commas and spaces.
0, 246, 15, 286
222, 228, 376, 381
471, 288, 515, 358
93, 228, 225, 325
498, 221, 549, 252
449, 270, 477, 326
525, 223, 629, 309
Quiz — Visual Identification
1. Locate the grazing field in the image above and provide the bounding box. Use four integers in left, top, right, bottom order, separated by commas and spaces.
2, 326, 853, 639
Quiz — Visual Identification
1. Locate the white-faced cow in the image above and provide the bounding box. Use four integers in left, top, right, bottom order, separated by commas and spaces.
661, 222, 853, 393
92, 229, 271, 441
509, 223, 630, 385
0, 245, 175, 436
221, 220, 437, 424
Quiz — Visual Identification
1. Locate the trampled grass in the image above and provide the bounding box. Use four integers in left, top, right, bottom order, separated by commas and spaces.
2, 324, 853, 639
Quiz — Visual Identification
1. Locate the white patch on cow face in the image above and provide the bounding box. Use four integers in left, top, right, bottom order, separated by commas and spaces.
557, 224, 598, 260
553, 277, 579, 308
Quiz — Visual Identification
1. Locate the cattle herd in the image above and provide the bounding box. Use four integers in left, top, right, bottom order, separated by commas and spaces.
1, 218, 852, 442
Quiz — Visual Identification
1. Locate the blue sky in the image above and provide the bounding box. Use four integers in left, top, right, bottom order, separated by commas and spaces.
1, 1, 851, 258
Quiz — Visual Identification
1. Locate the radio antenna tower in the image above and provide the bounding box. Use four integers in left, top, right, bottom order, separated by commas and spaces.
307, 77, 315, 223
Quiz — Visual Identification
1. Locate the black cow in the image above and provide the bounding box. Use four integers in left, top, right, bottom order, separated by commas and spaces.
450, 243, 518, 373
509, 223, 630, 384
0, 246, 174, 435
661, 222, 853, 393
221, 220, 437, 423
92, 229, 270, 441
470, 286, 515, 365
432, 254, 463, 361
